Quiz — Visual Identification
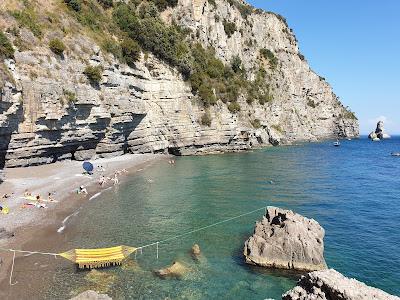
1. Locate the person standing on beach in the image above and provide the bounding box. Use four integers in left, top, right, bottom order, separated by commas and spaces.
113, 174, 119, 185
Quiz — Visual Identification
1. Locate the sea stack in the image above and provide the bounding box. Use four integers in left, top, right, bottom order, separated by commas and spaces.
369, 121, 391, 140
243, 207, 327, 271
282, 269, 400, 300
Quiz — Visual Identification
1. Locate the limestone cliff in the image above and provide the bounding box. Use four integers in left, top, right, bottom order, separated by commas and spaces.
0, 0, 359, 167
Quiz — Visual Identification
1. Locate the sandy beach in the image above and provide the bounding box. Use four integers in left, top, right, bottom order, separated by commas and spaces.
0, 153, 166, 297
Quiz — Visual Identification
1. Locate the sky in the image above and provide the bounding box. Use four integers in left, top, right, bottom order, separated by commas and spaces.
247, 0, 400, 134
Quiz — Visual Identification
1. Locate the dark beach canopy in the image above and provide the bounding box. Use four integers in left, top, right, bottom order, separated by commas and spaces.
82, 161, 94, 173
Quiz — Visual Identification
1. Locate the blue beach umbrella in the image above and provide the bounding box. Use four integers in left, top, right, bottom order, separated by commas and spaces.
82, 161, 94, 173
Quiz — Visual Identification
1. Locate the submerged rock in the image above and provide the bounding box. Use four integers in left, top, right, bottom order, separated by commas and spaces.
369, 121, 391, 140
121, 258, 142, 272
154, 261, 190, 279
191, 244, 201, 260
282, 269, 400, 300
243, 207, 327, 271
83, 270, 116, 294
70, 290, 112, 300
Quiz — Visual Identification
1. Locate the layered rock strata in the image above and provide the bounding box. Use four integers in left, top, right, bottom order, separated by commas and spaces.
0, 0, 359, 168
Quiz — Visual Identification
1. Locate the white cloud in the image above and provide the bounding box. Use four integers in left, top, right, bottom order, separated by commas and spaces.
368, 115, 390, 125
365, 115, 399, 134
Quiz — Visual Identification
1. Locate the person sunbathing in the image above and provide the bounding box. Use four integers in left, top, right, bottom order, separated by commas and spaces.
47, 193, 55, 202
77, 186, 88, 195
99, 175, 107, 186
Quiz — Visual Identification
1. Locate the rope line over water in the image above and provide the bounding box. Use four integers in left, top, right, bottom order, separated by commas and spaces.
137, 206, 267, 250
0, 205, 268, 286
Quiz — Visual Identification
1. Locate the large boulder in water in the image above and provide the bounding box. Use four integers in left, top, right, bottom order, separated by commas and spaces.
369, 120, 391, 140
282, 269, 400, 300
243, 207, 327, 271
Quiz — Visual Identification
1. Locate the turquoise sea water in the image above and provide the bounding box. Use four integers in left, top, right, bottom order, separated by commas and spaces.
46, 137, 400, 299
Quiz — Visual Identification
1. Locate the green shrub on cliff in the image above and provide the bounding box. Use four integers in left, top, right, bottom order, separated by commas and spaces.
121, 37, 141, 67
260, 48, 278, 69
11, 5, 43, 38
246, 67, 273, 104
344, 110, 358, 120
198, 84, 217, 106
250, 119, 262, 129
83, 65, 103, 85
113, 2, 189, 75
0, 32, 14, 60
49, 38, 66, 56
98, 0, 113, 9
226, 0, 253, 19
63, 89, 77, 104
201, 111, 212, 126
223, 19, 237, 37
228, 101, 241, 113
101, 38, 122, 59
208, 0, 216, 8
151, 0, 178, 11
64, 0, 82, 12
68, 0, 272, 108
230, 55, 242, 73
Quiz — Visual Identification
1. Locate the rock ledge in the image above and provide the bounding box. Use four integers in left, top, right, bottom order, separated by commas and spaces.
282, 269, 400, 300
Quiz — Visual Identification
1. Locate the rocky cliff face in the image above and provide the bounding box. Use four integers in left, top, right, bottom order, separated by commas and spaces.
0, 0, 359, 167
282, 269, 400, 300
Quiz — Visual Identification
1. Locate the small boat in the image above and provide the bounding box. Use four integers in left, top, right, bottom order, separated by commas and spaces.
391, 152, 400, 157
333, 140, 340, 147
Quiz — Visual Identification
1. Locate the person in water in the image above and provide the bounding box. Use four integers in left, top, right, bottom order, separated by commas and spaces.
112, 174, 119, 185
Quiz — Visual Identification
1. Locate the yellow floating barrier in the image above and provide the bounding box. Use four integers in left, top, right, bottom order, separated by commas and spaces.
59, 245, 137, 269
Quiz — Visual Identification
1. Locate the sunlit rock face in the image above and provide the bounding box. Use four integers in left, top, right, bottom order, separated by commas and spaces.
0, 0, 358, 167
244, 207, 327, 271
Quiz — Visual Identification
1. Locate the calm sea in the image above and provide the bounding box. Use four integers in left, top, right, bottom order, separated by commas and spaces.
46, 137, 400, 299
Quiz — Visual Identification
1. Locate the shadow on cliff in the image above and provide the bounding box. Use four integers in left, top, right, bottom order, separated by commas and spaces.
35, 105, 111, 162
0, 101, 24, 176
108, 114, 146, 155
36, 104, 146, 160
